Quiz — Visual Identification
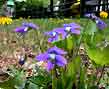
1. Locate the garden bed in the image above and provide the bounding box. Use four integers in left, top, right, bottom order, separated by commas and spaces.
0, 18, 108, 89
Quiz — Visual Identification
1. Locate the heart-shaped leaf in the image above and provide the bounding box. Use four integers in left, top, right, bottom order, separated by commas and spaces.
86, 45, 109, 65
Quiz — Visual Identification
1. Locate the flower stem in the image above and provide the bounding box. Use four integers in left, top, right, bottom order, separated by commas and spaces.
35, 30, 44, 52
52, 69, 56, 89
52, 62, 58, 89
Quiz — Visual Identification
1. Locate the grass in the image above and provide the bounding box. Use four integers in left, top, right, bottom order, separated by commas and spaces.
0, 18, 80, 53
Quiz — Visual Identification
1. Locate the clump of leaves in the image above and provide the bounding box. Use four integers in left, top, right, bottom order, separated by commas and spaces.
0, 65, 51, 89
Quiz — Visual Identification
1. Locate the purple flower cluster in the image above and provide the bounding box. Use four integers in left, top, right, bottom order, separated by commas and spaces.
85, 13, 98, 20
45, 22, 81, 43
14, 22, 39, 34
95, 19, 107, 30
85, 13, 107, 30
36, 46, 67, 71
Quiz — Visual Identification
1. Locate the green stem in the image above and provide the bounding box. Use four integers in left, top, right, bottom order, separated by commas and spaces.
52, 69, 56, 89
34, 30, 44, 52
22, 35, 25, 46
52, 61, 58, 89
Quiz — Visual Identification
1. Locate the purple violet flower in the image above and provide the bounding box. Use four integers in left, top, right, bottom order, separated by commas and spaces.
63, 24, 80, 35
85, 13, 98, 20
45, 23, 80, 43
14, 22, 39, 34
14, 26, 28, 33
63, 22, 81, 29
36, 46, 67, 71
52, 23, 80, 38
47, 46, 67, 55
85, 13, 107, 30
45, 31, 59, 43
19, 56, 25, 65
44, 28, 66, 43
22, 22, 39, 29
95, 19, 107, 30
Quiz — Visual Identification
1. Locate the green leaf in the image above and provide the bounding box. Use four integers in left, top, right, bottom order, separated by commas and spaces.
53, 36, 73, 50
84, 20, 97, 35
106, 86, 109, 89
0, 70, 26, 89
53, 35, 79, 51
28, 82, 39, 89
29, 74, 51, 88
78, 65, 86, 89
86, 45, 109, 65
52, 56, 81, 89
66, 56, 81, 77
63, 56, 81, 89
82, 20, 100, 47
86, 20, 98, 35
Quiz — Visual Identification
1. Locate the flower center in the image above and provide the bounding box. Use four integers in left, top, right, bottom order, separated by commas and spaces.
52, 32, 57, 37
95, 20, 99, 24
24, 27, 28, 32
49, 54, 56, 60
65, 27, 71, 32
